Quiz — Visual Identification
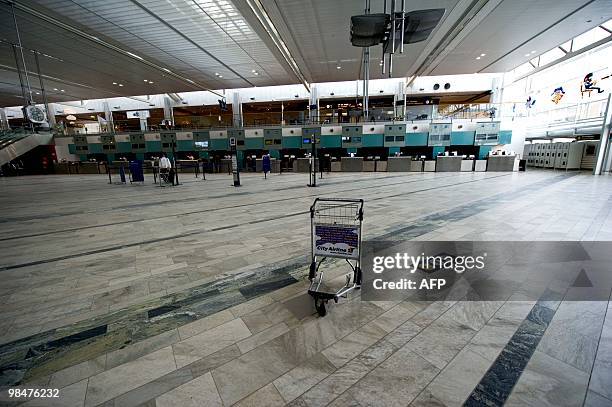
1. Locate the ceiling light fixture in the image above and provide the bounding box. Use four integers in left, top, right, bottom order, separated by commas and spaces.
524, 53, 530, 57
60, 89, 65, 92
53, 88, 58, 91
476, 56, 481, 60
336, 66, 341, 69
149, 81, 154, 84
118, 84, 124, 87
112, 82, 117, 85
480, 53, 486, 56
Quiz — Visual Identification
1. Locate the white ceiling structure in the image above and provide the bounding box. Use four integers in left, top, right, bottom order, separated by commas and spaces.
0, 0, 611, 107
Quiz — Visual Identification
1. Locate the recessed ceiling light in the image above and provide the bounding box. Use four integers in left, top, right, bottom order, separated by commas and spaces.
112, 82, 117, 85
525, 53, 530, 57
53, 88, 58, 91
251, 69, 257, 73
118, 84, 124, 87
214, 72, 220, 76
476, 56, 481, 60
35, 92, 40, 95
218, 75, 223, 78
60, 89, 65, 92
531, 50, 536, 54
336, 66, 341, 69
143, 79, 148, 82
149, 81, 154, 84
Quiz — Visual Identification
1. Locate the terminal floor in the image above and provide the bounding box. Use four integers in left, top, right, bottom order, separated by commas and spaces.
0, 170, 611, 407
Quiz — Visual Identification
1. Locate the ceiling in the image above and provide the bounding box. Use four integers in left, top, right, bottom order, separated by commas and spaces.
0, 0, 611, 107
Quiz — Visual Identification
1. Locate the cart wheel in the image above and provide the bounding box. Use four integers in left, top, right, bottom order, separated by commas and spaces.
315, 299, 327, 317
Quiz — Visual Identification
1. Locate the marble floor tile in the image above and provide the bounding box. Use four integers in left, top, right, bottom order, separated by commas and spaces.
22, 378, 88, 407
155, 372, 222, 407
172, 318, 251, 368
504, 350, 589, 407
234, 383, 286, 407
345, 348, 440, 407
425, 346, 492, 406
84, 346, 177, 407
273, 353, 337, 403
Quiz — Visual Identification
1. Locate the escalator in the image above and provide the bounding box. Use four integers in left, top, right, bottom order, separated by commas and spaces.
0, 131, 54, 167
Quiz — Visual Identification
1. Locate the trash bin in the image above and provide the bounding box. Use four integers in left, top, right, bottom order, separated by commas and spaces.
518, 159, 527, 172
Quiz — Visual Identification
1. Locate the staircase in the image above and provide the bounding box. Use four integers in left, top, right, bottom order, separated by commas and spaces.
0, 131, 54, 166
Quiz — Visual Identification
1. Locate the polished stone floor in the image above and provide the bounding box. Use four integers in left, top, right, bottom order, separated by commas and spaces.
0, 170, 611, 406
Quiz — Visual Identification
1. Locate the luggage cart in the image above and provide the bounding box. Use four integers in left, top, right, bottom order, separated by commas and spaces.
308, 198, 364, 316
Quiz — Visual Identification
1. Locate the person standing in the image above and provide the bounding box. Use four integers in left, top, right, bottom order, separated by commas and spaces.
159, 153, 172, 184
262, 152, 271, 179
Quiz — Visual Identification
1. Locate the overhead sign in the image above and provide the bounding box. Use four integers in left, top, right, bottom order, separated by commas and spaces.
126, 110, 150, 119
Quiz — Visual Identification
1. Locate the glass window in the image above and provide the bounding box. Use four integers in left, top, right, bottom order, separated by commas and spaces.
539, 47, 565, 65
573, 26, 609, 51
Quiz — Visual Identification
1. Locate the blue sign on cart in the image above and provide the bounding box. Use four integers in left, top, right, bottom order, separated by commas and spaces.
313, 224, 360, 259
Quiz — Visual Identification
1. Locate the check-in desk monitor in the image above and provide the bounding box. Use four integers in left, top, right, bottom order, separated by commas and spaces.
474, 122, 501, 146
428, 123, 451, 147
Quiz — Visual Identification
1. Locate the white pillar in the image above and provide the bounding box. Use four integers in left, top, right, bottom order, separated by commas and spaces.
594, 94, 612, 175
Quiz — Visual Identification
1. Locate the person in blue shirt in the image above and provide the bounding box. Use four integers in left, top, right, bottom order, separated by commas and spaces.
262, 152, 271, 179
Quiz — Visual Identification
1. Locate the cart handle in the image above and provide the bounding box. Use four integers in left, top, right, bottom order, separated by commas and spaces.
310, 198, 364, 220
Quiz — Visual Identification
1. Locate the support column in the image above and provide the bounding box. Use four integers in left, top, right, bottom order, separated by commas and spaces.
232, 91, 242, 128
309, 85, 319, 124
163, 96, 174, 127
594, 94, 612, 175
394, 81, 405, 120
103, 101, 115, 134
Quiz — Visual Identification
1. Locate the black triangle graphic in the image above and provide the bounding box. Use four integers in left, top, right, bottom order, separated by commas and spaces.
572, 269, 593, 287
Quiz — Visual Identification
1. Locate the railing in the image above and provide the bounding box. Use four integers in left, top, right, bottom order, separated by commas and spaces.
524, 97, 608, 137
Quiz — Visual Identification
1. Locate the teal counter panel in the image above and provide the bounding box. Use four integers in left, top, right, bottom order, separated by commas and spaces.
245, 138, 264, 149
210, 139, 228, 150
320, 135, 342, 148
282, 136, 302, 149
405, 132, 428, 146
199, 151, 209, 159
362, 134, 384, 147
388, 147, 400, 155
269, 150, 281, 159
177, 140, 194, 151
144, 141, 161, 153
479, 146, 492, 159
68, 144, 76, 154
432, 146, 445, 157
450, 131, 475, 145
117, 142, 132, 153
89, 144, 103, 154
136, 153, 145, 160
499, 130, 512, 144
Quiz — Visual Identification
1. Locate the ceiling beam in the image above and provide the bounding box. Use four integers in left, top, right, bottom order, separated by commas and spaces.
233, 0, 310, 92
2, 0, 225, 98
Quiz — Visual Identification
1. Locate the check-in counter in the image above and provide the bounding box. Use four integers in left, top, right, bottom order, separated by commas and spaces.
435, 156, 463, 172
255, 158, 280, 173
341, 157, 364, 172
220, 159, 233, 173
387, 157, 412, 172
423, 160, 436, 172
294, 158, 318, 172
363, 160, 375, 172
410, 160, 423, 172
79, 161, 103, 174
474, 160, 487, 172
376, 160, 387, 172
487, 155, 516, 171
177, 160, 199, 173
331, 161, 341, 172
461, 160, 474, 172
